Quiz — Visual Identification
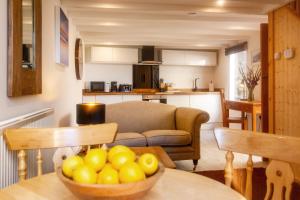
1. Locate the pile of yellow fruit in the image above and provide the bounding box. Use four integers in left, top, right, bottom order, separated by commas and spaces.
62, 145, 159, 184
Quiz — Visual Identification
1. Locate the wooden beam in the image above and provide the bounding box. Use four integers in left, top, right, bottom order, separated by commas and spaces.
268, 11, 275, 133
260, 23, 269, 133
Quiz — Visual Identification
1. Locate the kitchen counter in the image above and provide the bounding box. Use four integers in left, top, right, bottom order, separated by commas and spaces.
82, 89, 221, 96
82, 88, 223, 126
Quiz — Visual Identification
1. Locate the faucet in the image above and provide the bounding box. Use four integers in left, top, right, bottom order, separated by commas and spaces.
193, 78, 200, 91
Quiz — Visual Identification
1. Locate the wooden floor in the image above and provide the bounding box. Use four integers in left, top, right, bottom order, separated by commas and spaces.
175, 129, 266, 172
195, 168, 300, 200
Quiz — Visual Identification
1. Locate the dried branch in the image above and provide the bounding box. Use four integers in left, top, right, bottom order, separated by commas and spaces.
239, 64, 261, 89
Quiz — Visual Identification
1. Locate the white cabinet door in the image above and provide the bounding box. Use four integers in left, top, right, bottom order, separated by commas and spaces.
162, 50, 185, 65
200, 52, 217, 66
185, 51, 217, 66
162, 50, 217, 66
167, 95, 190, 107
190, 94, 222, 123
113, 48, 138, 64
82, 96, 96, 103
96, 95, 123, 104
91, 47, 113, 63
122, 95, 143, 102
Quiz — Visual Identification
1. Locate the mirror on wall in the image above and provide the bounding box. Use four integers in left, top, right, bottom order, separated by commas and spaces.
8, 0, 42, 97
22, 0, 34, 69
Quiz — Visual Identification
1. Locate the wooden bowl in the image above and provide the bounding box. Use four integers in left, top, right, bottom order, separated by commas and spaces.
57, 164, 165, 200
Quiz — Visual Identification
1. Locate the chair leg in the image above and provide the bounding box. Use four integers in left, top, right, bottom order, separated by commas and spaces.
193, 159, 198, 171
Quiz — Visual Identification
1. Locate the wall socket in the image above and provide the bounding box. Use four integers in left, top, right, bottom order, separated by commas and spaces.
284, 48, 295, 59
274, 52, 281, 60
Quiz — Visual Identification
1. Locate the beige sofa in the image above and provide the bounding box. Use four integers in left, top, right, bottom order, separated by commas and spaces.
105, 101, 209, 168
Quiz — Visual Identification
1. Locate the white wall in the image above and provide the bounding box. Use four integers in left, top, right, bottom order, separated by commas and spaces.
0, 0, 83, 126
214, 31, 261, 100
84, 63, 215, 89
160, 65, 214, 88
84, 63, 133, 86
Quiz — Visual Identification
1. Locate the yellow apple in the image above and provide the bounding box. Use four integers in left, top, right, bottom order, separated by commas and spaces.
111, 151, 135, 170
138, 153, 159, 176
84, 148, 107, 172
73, 165, 97, 184
119, 162, 145, 183
97, 167, 119, 184
62, 155, 84, 178
108, 145, 136, 163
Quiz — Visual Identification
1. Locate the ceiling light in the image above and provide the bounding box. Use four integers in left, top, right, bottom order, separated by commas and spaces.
196, 44, 209, 47
216, 0, 225, 6
98, 22, 121, 26
94, 4, 124, 9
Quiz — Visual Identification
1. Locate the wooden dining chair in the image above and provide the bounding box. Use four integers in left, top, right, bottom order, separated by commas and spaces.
4, 123, 118, 181
220, 89, 247, 129
214, 128, 300, 200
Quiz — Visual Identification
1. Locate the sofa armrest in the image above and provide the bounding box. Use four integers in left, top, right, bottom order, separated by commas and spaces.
175, 107, 209, 133
175, 107, 209, 158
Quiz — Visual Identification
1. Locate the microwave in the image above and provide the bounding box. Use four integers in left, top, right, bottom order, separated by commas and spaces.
90, 81, 105, 92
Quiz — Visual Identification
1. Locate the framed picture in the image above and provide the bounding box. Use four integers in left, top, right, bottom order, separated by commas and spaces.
55, 7, 69, 66
251, 49, 261, 65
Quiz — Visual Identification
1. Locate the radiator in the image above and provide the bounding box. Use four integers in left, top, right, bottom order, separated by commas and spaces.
0, 108, 54, 189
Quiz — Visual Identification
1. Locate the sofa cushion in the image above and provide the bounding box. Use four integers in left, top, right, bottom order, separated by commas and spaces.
107, 132, 147, 147
106, 101, 176, 133
142, 130, 192, 146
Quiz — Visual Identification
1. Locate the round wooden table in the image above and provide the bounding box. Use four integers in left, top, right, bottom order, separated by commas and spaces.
0, 169, 245, 200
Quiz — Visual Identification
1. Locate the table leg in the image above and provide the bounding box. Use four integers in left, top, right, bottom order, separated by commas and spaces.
242, 112, 248, 130
252, 111, 257, 132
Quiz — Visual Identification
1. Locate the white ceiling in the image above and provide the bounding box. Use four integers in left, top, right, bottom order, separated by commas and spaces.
62, 0, 290, 49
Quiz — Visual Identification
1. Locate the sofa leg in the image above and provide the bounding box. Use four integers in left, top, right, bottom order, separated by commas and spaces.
193, 159, 198, 171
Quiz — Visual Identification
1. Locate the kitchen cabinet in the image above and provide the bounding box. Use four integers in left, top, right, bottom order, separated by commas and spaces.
162, 50, 186, 65
90, 47, 113, 63
122, 95, 143, 102
162, 50, 217, 67
82, 96, 96, 103
167, 95, 190, 107
82, 93, 222, 125
96, 95, 123, 104
113, 48, 138, 64
185, 51, 217, 66
83, 95, 142, 104
190, 94, 222, 123
86, 47, 138, 64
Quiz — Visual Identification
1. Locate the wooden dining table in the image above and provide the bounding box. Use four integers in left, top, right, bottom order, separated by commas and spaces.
226, 99, 262, 131
0, 168, 245, 200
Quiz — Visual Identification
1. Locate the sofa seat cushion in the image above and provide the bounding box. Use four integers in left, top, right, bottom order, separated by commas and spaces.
108, 132, 147, 147
142, 130, 192, 146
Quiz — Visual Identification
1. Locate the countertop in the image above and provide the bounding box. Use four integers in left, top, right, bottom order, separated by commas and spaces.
82, 89, 221, 96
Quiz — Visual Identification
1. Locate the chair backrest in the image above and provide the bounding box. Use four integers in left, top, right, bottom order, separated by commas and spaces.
4, 123, 118, 181
214, 128, 300, 200
219, 89, 229, 127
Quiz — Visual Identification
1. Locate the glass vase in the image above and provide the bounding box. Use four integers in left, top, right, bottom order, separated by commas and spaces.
247, 87, 254, 101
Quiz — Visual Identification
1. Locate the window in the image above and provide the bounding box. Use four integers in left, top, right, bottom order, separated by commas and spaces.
229, 51, 247, 99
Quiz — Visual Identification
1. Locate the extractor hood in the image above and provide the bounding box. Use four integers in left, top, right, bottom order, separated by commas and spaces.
138, 46, 162, 64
